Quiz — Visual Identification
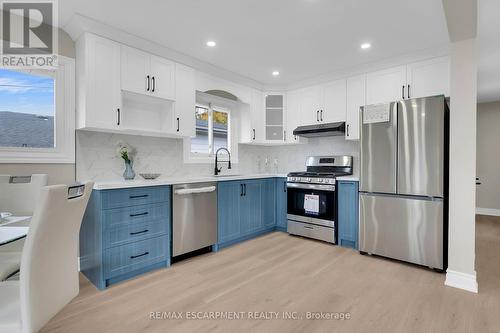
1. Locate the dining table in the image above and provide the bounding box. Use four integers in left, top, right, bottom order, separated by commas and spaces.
0, 216, 31, 246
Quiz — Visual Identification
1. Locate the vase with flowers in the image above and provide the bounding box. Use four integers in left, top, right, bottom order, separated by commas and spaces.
116, 141, 136, 180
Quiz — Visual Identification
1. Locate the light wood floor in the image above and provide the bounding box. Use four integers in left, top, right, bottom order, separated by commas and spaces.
42, 215, 500, 333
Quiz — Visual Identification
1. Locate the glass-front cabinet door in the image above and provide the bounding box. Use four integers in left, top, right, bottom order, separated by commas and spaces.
265, 93, 285, 141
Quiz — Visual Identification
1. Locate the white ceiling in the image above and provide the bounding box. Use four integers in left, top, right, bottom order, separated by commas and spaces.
59, 0, 450, 87
478, 0, 500, 103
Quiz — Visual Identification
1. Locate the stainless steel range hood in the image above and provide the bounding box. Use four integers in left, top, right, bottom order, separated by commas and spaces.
293, 122, 346, 138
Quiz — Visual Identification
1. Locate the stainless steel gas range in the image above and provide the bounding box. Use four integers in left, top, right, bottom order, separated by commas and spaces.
286, 155, 353, 244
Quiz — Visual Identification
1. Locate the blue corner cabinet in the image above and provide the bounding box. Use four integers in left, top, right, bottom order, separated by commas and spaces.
217, 178, 286, 249
80, 186, 171, 290
337, 180, 359, 249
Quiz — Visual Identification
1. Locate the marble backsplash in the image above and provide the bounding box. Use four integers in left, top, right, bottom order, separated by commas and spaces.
76, 131, 359, 181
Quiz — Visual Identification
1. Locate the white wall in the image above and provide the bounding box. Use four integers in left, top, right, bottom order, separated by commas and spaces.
445, 38, 478, 293
476, 101, 500, 212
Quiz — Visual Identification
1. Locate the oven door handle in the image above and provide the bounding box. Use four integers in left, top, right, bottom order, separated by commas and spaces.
286, 182, 335, 191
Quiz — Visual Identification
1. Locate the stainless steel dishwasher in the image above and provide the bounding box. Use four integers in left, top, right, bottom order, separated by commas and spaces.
172, 182, 217, 257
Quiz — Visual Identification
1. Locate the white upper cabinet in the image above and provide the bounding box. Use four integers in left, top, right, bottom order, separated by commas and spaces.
150, 55, 175, 100
239, 89, 264, 144
365, 57, 450, 105
345, 74, 366, 141
366, 66, 406, 105
174, 64, 195, 137
322, 79, 347, 123
264, 93, 286, 142
406, 56, 450, 99
76, 33, 121, 130
121, 45, 175, 100
121, 46, 150, 96
76, 33, 192, 137
250, 91, 265, 143
300, 85, 323, 126
286, 90, 307, 144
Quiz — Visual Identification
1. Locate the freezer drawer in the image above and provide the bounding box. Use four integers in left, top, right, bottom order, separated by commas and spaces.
359, 193, 444, 269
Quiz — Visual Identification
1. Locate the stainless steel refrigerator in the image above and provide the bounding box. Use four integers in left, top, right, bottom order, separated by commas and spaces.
359, 95, 448, 270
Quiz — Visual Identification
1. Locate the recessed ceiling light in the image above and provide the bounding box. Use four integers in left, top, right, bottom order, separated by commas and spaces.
206, 41, 216, 47
361, 43, 371, 50
272, 71, 280, 76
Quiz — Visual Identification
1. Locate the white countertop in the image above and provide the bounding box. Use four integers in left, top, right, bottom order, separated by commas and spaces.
93, 174, 288, 190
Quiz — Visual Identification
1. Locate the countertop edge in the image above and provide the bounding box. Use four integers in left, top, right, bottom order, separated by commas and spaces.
91, 174, 289, 190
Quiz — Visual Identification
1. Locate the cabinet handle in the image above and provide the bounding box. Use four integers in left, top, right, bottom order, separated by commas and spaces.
176, 117, 180, 132
244, 184, 247, 196
346, 124, 350, 137
303, 225, 314, 230
129, 194, 149, 199
130, 229, 149, 236
151, 76, 155, 93
240, 184, 244, 196
146, 75, 150, 92
130, 251, 149, 259
320, 110, 323, 121
130, 212, 148, 217
252, 129, 256, 140
283, 182, 287, 193
407, 84, 410, 99
117, 108, 120, 126
316, 110, 319, 122
294, 135, 297, 141
402, 85, 405, 99
283, 130, 286, 141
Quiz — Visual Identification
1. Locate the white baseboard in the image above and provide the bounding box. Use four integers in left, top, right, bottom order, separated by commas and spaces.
445, 270, 478, 293
476, 207, 500, 216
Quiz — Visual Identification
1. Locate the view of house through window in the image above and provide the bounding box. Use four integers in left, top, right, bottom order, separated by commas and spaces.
0, 68, 56, 149
191, 105, 229, 156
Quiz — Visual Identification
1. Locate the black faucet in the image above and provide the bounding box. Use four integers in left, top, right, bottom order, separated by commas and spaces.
214, 147, 231, 175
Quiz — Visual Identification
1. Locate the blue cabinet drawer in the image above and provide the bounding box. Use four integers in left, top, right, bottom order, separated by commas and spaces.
103, 220, 169, 249
103, 235, 168, 279
102, 203, 169, 229
101, 186, 170, 209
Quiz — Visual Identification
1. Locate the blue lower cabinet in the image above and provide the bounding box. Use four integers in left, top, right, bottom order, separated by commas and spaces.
337, 181, 359, 249
217, 178, 282, 249
217, 181, 241, 244
80, 186, 171, 290
240, 180, 263, 235
276, 178, 287, 231
261, 179, 276, 229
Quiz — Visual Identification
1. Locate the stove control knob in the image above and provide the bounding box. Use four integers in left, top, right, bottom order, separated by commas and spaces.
317, 179, 323, 183
306, 178, 311, 183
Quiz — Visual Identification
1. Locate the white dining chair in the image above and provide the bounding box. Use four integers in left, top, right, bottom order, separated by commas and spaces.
0, 174, 48, 281
0, 182, 93, 333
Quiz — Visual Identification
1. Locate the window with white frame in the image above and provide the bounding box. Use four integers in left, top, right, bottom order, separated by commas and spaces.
0, 56, 75, 163
190, 104, 230, 157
